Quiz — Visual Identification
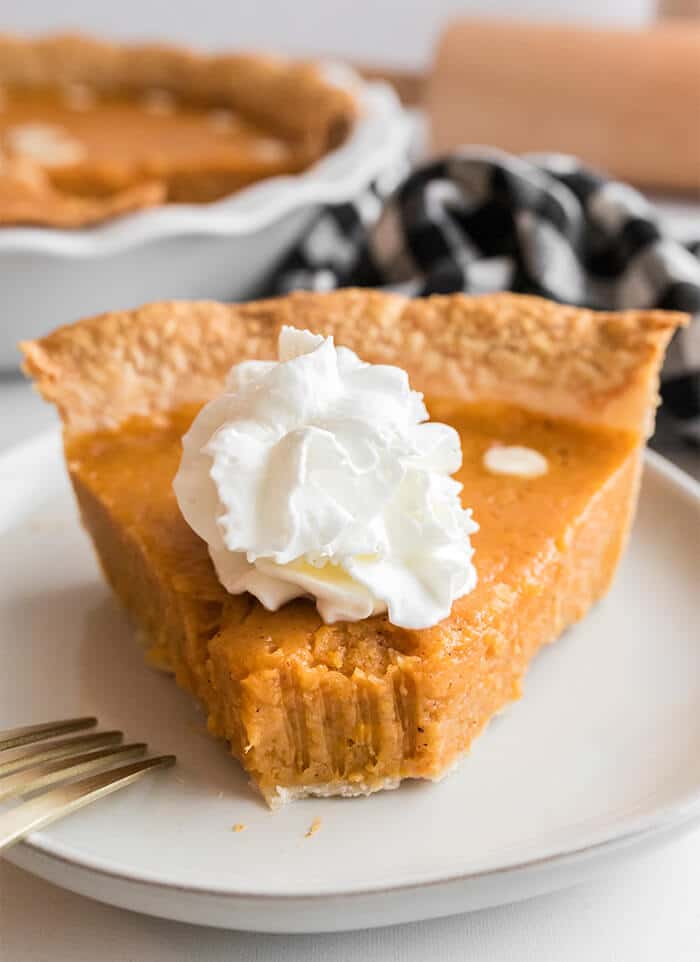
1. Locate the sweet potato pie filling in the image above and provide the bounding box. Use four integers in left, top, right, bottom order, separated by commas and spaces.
66, 399, 638, 802
1, 87, 311, 203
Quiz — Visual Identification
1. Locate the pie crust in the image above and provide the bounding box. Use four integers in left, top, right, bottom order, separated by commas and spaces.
24, 288, 683, 435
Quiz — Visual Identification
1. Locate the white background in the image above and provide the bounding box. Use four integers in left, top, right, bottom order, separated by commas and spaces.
0, 0, 655, 68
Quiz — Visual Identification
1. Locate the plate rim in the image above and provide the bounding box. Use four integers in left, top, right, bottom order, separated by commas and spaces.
2, 434, 699, 902
11, 789, 700, 903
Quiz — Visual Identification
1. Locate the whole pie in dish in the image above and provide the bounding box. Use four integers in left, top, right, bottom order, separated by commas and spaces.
23, 290, 684, 805
0, 34, 356, 227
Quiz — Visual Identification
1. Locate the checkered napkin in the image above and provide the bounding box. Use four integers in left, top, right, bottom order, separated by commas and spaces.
268, 149, 700, 443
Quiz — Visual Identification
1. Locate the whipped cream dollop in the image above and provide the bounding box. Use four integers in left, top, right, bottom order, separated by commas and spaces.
173, 327, 478, 630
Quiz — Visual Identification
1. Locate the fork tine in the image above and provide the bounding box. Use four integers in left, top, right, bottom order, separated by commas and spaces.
0, 743, 148, 803
0, 731, 123, 777
0, 717, 97, 752
0, 755, 176, 852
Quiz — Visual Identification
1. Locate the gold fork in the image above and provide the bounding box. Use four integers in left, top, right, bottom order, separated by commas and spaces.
0, 716, 175, 852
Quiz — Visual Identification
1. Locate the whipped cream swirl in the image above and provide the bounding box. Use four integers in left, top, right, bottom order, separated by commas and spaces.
174, 327, 478, 629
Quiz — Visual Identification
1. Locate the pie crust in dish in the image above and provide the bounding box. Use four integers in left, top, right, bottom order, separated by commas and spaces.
22, 290, 685, 805
0, 34, 356, 227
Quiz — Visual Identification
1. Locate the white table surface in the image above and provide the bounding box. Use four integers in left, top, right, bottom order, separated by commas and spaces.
1, 362, 699, 960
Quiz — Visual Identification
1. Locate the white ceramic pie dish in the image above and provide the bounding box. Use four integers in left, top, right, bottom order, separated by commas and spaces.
0, 65, 410, 369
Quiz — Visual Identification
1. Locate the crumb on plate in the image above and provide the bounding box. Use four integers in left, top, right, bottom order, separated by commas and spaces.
305, 817, 322, 838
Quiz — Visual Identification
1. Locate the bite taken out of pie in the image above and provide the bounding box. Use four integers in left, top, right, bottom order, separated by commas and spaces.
0, 34, 355, 227
22, 290, 685, 806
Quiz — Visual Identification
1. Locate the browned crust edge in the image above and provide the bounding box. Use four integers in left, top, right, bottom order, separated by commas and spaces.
0, 156, 165, 227
21, 290, 686, 438
0, 33, 357, 150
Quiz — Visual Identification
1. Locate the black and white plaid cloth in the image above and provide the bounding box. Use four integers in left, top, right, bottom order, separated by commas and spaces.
269, 149, 700, 443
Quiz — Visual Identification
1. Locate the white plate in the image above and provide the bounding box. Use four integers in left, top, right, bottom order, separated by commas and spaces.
1, 433, 699, 933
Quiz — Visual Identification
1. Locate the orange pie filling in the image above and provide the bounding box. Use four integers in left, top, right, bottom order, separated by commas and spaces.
0, 87, 309, 203
66, 399, 638, 803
